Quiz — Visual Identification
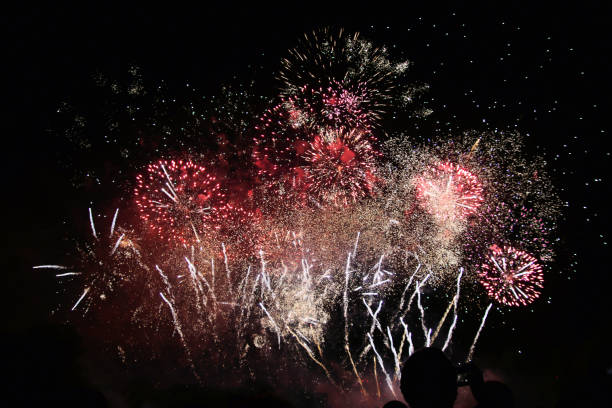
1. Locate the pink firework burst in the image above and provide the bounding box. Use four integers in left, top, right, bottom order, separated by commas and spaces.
302, 128, 379, 207
415, 161, 484, 221
287, 82, 374, 130
478, 244, 544, 307
134, 159, 226, 244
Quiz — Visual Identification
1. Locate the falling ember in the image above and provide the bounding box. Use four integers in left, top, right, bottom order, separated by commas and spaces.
134, 159, 226, 244
478, 245, 544, 307
415, 161, 484, 221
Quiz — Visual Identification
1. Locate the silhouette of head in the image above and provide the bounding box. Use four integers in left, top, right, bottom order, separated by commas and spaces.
382, 400, 408, 408
399, 347, 457, 408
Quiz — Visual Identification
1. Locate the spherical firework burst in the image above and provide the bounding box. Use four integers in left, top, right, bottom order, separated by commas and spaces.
415, 161, 484, 222
478, 244, 544, 307
134, 159, 226, 244
303, 128, 379, 207
278, 28, 415, 125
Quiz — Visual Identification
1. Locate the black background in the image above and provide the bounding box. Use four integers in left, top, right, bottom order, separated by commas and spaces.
3, 2, 611, 407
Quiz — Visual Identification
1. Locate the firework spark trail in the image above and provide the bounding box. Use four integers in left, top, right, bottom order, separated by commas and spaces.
71, 287, 90, 311
373, 355, 381, 398
358, 300, 383, 363
88, 207, 97, 239
431, 268, 463, 344
259, 302, 282, 348
467, 302, 493, 362
110, 233, 125, 255
346, 342, 367, 396
55, 272, 81, 277
387, 326, 401, 380
362, 298, 385, 334
368, 333, 397, 397
286, 326, 338, 388
222, 243, 232, 294
159, 291, 201, 382
210, 257, 216, 298
184, 257, 206, 311
442, 313, 458, 352
109, 208, 119, 238
352, 232, 360, 260
33, 265, 68, 270
258, 250, 272, 294
416, 280, 430, 345
343, 251, 355, 371
442, 269, 464, 351
398, 317, 414, 360
431, 299, 454, 344
156, 265, 173, 293
399, 273, 431, 325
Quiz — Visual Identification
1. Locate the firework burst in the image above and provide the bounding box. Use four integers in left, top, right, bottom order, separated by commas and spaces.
35, 209, 142, 314
279, 28, 416, 125
302, 128, 379, 207
134, 159, 226, 245
478, 244, 544, 307
285, 82, 374, 131
415, 161, 484, 222
39, 26, 565, 405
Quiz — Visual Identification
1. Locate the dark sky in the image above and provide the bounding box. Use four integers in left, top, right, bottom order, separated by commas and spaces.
3, 2, 611, 407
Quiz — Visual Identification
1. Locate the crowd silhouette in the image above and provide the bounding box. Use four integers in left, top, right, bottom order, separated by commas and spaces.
12, 326, 608, 407
383, 347, 514, 408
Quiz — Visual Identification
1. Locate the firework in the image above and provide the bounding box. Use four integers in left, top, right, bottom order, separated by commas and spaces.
35, 209, 141, 314
40, 27, 565, 405
286, 82, 374, 131
478, 244, 544, 307
303, 128, 379, 207
279, 28, 416, 124
415, 161, 484, 222
252, 102, 313, 191
134, 159, 226, 245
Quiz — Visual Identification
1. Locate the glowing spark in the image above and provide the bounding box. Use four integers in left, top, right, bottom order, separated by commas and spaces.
259, 302, 281, 348
109, 208, 119, 238
368, 333, 396, 397
88, 207, 97, 239
467, 303, 494, 362
110, 233, 125, 255
33, 265, 68, 270
71, 287, 90, 311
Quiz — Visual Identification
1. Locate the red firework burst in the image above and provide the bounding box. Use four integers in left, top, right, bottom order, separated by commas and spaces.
134, 159, 226, 244
478, 244, 544, 307
415, 161, 484, 221
302, 128, 379, 207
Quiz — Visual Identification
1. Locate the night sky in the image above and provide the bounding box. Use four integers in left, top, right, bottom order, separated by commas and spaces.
3, 3, 610, 407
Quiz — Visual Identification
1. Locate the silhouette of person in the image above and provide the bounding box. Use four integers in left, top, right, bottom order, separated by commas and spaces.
464, 362, 514, 408
399, 347, 457, 408
382, 400, 409, 408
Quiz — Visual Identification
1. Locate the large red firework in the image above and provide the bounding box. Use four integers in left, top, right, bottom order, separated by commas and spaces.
478, 244, 544, 307
134, 159, 226, 244
302, 128, 379, 207
415, 161, 484, 221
